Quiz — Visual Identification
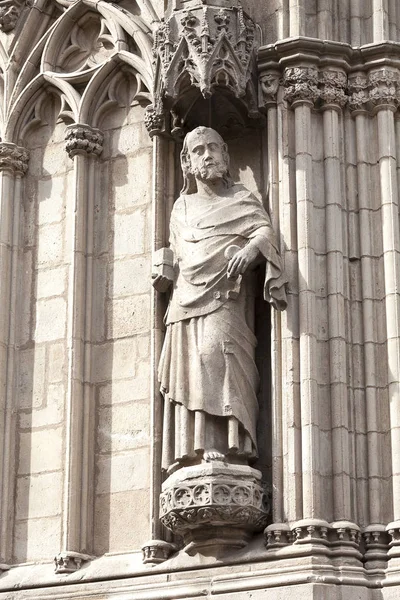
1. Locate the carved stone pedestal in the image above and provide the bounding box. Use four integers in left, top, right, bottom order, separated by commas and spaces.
160, 462, 269, 555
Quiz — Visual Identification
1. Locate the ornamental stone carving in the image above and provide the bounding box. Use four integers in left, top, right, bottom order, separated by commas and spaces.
65, 124, 104, 159
259, 71, 280, 109
369, 68, 400, 111
348, 73, 369, 113
144, 104, 165, 137
283, 66, 319, 107
151, 0, 259, 134
320, 69, 347, 109
264, 520, 361, 551
160, 463, 269, 553
0, 142, 29, 175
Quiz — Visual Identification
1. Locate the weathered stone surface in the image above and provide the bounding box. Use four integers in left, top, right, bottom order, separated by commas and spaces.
0, 1, 399, 598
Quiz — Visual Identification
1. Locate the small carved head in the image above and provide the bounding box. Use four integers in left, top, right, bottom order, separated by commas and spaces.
0, 5, 19, 33
180, 126, 233, 194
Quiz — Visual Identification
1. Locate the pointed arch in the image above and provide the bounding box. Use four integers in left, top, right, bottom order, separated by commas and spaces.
4, 73, 80, 143
79, 50, 152, 126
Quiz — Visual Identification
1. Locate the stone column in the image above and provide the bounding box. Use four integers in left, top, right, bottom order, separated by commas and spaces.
367, 67, 400, 575
54, 124, 103, 574
0, 143, 29, 569
142, 110, 177, 565
320, 69, 355, 524
283, 66, 324, 527
260, 70, 284, 525
348, 72, 391, 571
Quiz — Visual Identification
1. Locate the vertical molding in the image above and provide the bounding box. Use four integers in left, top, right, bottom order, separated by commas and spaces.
389, 0, 398, 40
289, 0, 306, 37
149, 134, 167, 543
317, 0, 333, 40
278, 0, 290, 39
0, 144, 28, 569
320, 70, 353, 522
55, 124, 103, 575
350, 0, 362, 46
143, 132, 178, 564
372, 0, 390, 42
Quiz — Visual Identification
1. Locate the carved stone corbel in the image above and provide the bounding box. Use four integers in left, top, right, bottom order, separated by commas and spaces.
283, 66, 319, 108
144, 104, 165, 138
259, 70, 280, 110
65, 124, 104, 159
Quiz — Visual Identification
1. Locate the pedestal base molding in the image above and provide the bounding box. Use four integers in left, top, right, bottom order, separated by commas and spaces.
141, 540, 178, 564
265, 520, 361, 554
54, 551, 93, 574
160, 462, 269, 555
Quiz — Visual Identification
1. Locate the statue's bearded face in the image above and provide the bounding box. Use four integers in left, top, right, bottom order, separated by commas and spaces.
187, 132, 228, 182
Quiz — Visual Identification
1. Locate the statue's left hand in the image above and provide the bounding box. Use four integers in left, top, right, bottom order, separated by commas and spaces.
227, 243, 260, 279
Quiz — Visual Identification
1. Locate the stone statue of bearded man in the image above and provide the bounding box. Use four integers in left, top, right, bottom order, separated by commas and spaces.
152, 127, 287, 474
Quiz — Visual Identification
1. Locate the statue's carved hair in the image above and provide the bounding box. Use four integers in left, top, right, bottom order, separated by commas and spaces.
180, 127, 234, 194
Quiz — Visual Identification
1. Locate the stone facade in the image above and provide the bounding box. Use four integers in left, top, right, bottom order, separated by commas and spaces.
0, 0, 400, 598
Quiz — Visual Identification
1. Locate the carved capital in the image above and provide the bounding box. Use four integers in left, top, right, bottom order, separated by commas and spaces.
259, 70, 280, 109
54, 551, 92, 574
65, 124, 104, 159
283, 66, 319, 108
141, 540, 178, 564
0, 142, 29, 175
369, 68, 400, 111
348, 73, 369, 114
320, 69, 347, 110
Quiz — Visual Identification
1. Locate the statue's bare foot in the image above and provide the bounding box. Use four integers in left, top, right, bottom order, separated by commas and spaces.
204, 449, 225, 463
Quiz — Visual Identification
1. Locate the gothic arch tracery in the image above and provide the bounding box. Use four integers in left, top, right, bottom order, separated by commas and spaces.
4, 0, 154, 143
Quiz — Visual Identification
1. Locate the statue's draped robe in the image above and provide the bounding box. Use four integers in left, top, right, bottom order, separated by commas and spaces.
159, 185, 287, 472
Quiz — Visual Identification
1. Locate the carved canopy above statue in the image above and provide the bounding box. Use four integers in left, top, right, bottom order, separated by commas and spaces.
148, 0, 261, 137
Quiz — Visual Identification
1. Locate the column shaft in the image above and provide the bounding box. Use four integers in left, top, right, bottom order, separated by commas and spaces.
355, 112, 384, 525
377, 107, 400, 520
294, 101, 321, 518
323, 107, 352, 520
0, 144, 28, 565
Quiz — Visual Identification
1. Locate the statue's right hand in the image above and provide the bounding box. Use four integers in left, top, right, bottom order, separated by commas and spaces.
152, 273, 173, 293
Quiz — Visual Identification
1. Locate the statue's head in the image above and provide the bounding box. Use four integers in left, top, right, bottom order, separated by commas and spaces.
180, 127, 233, 194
